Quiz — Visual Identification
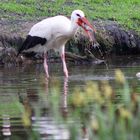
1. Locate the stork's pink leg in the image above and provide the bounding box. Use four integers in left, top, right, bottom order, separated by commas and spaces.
61, 53, 68, 78
44, 53, 49, 78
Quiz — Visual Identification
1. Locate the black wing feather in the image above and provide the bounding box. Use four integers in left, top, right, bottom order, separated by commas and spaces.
17, 35, 47, 55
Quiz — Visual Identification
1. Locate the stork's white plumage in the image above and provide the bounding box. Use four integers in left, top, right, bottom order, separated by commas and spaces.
18, 10, 96, 78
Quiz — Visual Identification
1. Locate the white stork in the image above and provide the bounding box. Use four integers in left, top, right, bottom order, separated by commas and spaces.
18, 10, 96, 78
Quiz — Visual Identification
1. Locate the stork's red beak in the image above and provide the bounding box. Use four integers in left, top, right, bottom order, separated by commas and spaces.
77, 17, 96, 42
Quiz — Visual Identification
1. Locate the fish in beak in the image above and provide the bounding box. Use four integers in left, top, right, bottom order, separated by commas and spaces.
77, 17, 96, 42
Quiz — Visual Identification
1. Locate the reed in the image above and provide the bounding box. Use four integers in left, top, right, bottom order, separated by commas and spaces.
39, 69, 140, 140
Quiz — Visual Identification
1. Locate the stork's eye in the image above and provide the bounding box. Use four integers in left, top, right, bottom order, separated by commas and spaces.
76, 13, 81, 17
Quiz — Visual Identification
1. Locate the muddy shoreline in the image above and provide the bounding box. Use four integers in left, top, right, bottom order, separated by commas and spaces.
0, 18, 140, 65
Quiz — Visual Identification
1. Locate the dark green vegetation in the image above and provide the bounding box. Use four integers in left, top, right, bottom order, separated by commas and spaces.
0, 0, 140, 33
38, 69, 140, 140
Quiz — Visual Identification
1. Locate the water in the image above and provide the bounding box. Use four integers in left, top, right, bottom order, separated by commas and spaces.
0, 62, 140, 139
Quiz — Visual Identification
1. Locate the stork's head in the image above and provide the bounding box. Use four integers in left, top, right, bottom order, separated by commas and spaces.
71, 10, 96, 41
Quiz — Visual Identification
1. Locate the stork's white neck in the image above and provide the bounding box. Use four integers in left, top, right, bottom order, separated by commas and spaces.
69, 18, 79, 37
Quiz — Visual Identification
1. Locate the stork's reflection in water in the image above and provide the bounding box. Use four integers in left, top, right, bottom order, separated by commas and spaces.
31, 77, 70, 140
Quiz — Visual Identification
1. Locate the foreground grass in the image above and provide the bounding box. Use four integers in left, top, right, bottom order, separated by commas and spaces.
0, 0, 140, 33
43, 69, 140, 140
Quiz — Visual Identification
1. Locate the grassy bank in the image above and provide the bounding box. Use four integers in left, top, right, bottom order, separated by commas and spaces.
0, 0, 140, 33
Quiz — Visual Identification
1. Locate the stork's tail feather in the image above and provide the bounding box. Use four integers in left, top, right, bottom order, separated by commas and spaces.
17, 35, 47, 56
17, 35, 32, 56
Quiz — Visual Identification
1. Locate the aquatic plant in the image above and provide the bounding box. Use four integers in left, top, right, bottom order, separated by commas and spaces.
44, 69, 140, 140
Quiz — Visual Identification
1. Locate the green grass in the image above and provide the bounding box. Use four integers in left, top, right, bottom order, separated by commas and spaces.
0, 0, 140, 32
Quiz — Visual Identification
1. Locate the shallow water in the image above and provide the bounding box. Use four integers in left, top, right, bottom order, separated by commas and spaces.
0, 62, 140, 139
